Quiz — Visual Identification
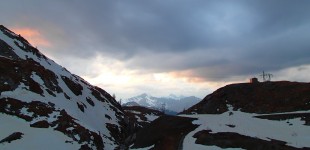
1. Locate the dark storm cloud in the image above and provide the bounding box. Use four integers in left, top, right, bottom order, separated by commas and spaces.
1, 0, 310, 81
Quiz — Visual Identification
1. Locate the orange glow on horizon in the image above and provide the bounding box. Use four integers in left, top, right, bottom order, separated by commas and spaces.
11, 27, 51, 47
168, 70, 206, 83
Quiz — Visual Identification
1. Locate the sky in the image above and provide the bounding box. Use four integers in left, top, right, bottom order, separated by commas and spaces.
1, 0, 310, 100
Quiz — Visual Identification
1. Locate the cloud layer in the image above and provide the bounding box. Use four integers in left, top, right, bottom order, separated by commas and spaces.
1, 0, 310, 97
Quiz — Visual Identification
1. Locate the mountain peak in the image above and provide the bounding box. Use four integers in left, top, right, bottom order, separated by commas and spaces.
165, 94, 186, 100
138, 93, 152, 98
0, 25, 127, 149
124, 94, 201, 113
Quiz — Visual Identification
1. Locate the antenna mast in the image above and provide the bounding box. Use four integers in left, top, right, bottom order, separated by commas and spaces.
260, 71, 273, 81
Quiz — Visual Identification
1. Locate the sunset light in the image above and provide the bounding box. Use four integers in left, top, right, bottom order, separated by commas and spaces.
11, 27, 51, 47
1, 1, 310, 149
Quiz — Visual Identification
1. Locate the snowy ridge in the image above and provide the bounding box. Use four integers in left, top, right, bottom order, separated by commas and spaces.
164, 94, 186, 100
125, 93, 157, 107
180, 104, 310, 149
0, 25, 126, 149
0, 25, 72, 78
124, 93, 201, 113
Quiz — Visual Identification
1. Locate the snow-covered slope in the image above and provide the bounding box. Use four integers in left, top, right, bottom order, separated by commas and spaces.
180, 104, 310, 149
0, 25, 127, 149
123, 93, 200, 113
130, 109, 310, 149
129, 81, 310, 150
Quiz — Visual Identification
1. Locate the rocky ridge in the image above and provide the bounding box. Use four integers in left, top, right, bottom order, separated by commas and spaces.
0, 25, 128, 150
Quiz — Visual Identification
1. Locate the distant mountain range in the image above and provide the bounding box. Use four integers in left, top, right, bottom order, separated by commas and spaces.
122, 93, 201, 113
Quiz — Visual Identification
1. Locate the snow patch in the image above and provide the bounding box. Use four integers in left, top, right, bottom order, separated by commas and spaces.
129, 144, 155, 150
180, 108, 310, 149
144, 113, 159, 122
0, 113, 80, 149
30, 72, 44, 85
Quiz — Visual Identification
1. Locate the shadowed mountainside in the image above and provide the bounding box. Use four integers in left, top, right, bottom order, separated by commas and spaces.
0, 25, 129, 149
182, 81, 310, 114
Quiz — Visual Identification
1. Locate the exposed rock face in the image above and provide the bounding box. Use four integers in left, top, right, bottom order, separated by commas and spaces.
0, 25, 127, 149
122, 106, 165, 147
123, 106, 164, 130
182, 81, 310, 114
0, 132, 24, 144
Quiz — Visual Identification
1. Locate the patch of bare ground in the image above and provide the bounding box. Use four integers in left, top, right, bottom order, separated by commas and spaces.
130, 115, 198, 150
193, 130, 309, 150
255, 113, 310, 126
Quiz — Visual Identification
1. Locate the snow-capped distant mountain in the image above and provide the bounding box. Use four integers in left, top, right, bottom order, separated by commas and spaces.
0, 25, 127, 149
165, 94, 186, 100
123, 93, 201, 113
